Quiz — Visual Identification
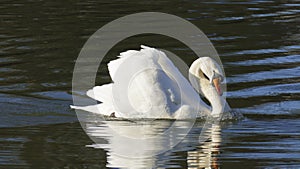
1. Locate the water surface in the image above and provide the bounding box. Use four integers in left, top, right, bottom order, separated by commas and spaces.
0, 0, 300, 168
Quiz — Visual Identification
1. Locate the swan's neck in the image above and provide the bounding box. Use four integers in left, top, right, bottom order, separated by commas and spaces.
189, 60, 225, 117
199, 78, 225, 116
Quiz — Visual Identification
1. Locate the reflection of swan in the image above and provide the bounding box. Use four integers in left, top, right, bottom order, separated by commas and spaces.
84, 119, 222, 169
71, 45, 230, 118
187, 124, 221, 169
85, 120, 194, 169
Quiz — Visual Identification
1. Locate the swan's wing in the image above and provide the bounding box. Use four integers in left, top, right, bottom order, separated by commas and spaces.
139, 46, 181, 105
152, 47, 211, 115
152, 48, 204, 104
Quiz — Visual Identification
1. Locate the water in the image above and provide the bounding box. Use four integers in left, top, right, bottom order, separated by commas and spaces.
1, 0, 300, 168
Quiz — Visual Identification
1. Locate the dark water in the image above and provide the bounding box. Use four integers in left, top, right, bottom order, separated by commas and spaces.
1, 0, 300, 168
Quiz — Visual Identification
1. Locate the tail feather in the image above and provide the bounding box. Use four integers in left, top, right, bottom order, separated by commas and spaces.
77, 83, 116, 116
86, 83, 113, 103
70, 103, 116, 116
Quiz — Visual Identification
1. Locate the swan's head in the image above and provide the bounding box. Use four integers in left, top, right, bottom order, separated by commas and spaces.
189, 57, 224, 96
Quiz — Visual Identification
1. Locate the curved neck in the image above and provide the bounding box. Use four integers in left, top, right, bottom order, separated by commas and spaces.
189, 59, 225, 117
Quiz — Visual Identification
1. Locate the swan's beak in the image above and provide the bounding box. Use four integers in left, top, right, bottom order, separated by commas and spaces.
213, 78, 222, 96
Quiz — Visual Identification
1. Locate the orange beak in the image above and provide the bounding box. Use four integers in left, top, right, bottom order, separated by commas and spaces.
213, 78, 222, 96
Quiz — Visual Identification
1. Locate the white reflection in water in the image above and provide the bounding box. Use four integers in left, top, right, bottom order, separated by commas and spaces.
82, 118, 222, 169
188, 124, 221, 169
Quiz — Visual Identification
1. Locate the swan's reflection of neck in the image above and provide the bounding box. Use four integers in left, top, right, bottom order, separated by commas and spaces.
187, 124, 221, 169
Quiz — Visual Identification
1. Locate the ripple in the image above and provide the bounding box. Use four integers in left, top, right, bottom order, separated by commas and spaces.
0, 83, 32, 92
227, 54, 300, 66
210, 36, 247, 41
227, 82, 300, 98
251, 13, 279, 18
0, 57, 20, 65
0, 93, 75, 128
247, 7, 265, 11
283, 3, 300, 7
238, 101, 300, 115
223, 48, 287, 56
217, 7, 300, 23
227, 66, 300, 83
30, 91, 72, 101
223, 45, 300, 59
216, 16, 245, 21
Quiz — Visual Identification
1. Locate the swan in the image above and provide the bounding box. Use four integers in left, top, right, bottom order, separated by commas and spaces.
71, 45, 230, 119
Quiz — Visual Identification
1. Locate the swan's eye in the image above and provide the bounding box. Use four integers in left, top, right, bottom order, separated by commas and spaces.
219, 76, 224, 82
203, 73, 209, 80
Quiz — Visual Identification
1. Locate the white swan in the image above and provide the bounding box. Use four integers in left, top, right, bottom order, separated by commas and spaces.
71, 45, 230, 119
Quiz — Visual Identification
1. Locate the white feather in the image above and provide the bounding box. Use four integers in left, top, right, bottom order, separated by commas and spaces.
87, 83, 113, 103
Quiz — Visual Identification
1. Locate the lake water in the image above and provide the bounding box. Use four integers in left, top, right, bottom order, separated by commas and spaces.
1, 0, 300, 168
